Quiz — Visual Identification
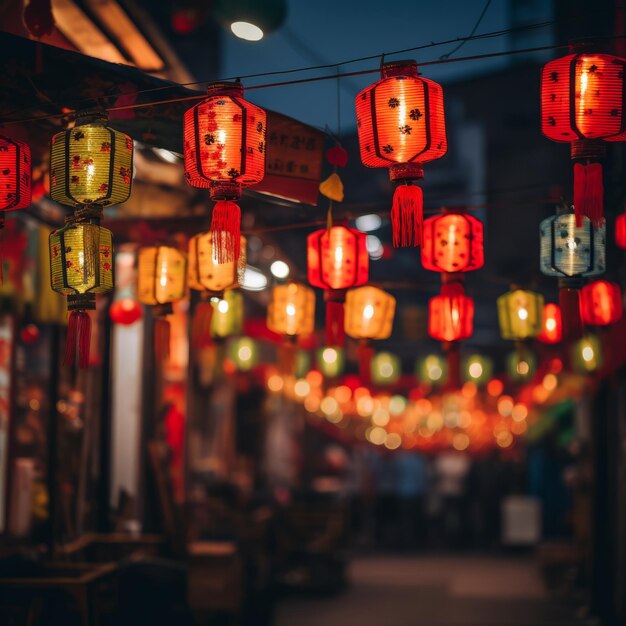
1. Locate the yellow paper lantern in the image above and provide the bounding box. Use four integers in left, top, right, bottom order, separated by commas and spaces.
211, 290, 244, 338
571, 335, 603, 373
497, 289, 544, 340
188, 233, 247, 294
267, 282, 315, 336
50, 111, 133, 208
228, 337, 258, 372
344, 286, 395, 340
138, 246, 187, 306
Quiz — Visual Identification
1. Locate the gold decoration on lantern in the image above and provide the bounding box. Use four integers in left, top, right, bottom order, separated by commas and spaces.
267, 282, 315, 336
344, 286, 395, 340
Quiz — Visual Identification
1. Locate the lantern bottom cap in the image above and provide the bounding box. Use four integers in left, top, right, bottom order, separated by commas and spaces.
68, 293, 96, 311
389, 163, 424, 183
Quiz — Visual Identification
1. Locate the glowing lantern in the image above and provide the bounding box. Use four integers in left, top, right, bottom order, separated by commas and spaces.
211, 290, 244, 338
581, 280, 622, 326
50, 111, 133, 209
138, 246, 187, 361
50, 217, 113, 367
188, 232, 246, 346
417, 354, 447, 385
540, 212, 605, 339
541, 52, 626, 226
571, 334, 603, 373
184, 81, 265, 263
317, 346, 345, 378
0, 135, 31, 219
307, 225, 369, 346
344, 286, 395, 340
228, 336, 258, 371
421, 211, 483, 273
371, 351, 401, 386
537, 303, 562, 344
355, 60, 447, 247
616, 211, 626, 249
428, 283, 474, 342
267, 282, 315, 337
507, 350, 537, 382
463, 354, 493, 385
109, 298, 142, 325
497, 289, 544, 340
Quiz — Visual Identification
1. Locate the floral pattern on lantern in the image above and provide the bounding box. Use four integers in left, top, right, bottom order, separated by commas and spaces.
317, 346, 345, 378
417, 354, 447, 385
0, 135, 31, 213
212, 290, 243, 338
355, 60, 447, 247
571, 335, 603, 373
581, 280, 623, 326
428, 283, 474, 342
371, 351, 401, 386
537, 303, 562, 344
497, 289, 544, 340
421, 212, 484, 273
344, 286, 395, 340
50, 112, 133, 208
184, 82, 265, 262
138, 246, 187, 306
228, 337, 258, 371
507, 350, 537, 382
463, 354, 493, 385
267, 282, 315, 337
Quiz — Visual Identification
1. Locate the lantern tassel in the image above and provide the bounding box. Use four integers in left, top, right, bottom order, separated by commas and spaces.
64, 310, 91, 369
192, 301, 214, 348
325, 301, 345, 347
210, 200, 241, 264
154, 317, 171, 362
391, 184, 423, 247
357, 341, 373, 384
573, 162, 603, 227
445, 343, 461, 390
559, 287, 584, 341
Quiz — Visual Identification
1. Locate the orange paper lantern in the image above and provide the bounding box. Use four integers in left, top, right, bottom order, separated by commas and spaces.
581, 280, 623, 326
428, 283, 474, 342
356, 60, 447, 247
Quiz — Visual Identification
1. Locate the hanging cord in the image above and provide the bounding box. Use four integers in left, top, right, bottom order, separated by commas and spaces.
440, 0, 494, 60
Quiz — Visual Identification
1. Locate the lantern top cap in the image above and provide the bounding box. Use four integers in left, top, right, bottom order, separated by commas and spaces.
567, 38, 604, 54
206, 80, 244, 97
75, 109, 108, 126
381, 60, 418, 78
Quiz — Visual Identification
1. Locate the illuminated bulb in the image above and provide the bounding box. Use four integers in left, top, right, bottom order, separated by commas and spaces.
363, 304, 374, 320
294, 379, 311, 398
230, 21, 264, 41
238, 345, 252, 361
322, 348, 338, 364
380, 362, 393, 378
270, 260, 290, 279
429, 366, 442, 381
217, 299, 229, 314
566, 237, 578, 251
546, 318, 556, 332
518, 307, 528, 320
582, 346, 594, 362
333, 245, 343, 269
286, 304, 296, 317
516, 360, 530, 375
468, 362, 483, 379
217, 130, 226, 144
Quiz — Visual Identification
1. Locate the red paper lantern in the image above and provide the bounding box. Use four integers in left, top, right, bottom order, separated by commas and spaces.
541, 52, 626, 226
581, 280, 623, 326
356, 60, 447, 247
110, 298, 143, 325
428, 282, 474, 342
537, 303, 562, 344
307, 225, 369, 346
0, 136, 31, 220
616, 212, 626, 249
421, 211, 484, 273
184, 81, 266, 263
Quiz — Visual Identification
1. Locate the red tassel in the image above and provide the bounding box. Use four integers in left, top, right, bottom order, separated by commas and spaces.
64, 311, 91, 368
573, 162, 603, 227
210, 200, 241, 264
445, 344, 461, 391
391, 184, 423, 247
325, 301, 345, 347
357, 342, 373, 384
192, 301, 214, 348
559, 287, 583, 341
154, 318, 171, 362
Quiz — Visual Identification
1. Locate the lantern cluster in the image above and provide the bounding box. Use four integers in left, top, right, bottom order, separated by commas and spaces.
356, 60, 447, 247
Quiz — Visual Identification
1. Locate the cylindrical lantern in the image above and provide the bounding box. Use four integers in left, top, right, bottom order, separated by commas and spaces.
184, 81, 266, 263
497, 289, 544, 340
371, 351, 401, 386
421, 211, 484, 273
355, 60, 447, 247
428, 282, 474, 342
417, 354, 447, 385
571, 335, 603, 373
0, 135, 31, 215
267, 282, 315, 337
50, 216, 113, 367
228, 336, 258, 372
307, 225, 369, 346
50, 111, 133, 209
344, 286, 395, 340
541, 52, 626, 225
616, 212, 626, 249
537, 303, 562, 344
463, 354, 493, 385
138, 245, 187, 361
317, 346, 345, 378
507, 350, 537, 382
212, 290, 244, 338
581, 280, 622, 326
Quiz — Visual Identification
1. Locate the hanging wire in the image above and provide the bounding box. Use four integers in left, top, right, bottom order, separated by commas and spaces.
440, 0, 494, 60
